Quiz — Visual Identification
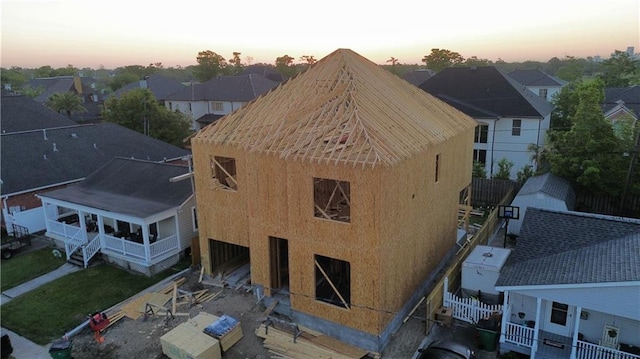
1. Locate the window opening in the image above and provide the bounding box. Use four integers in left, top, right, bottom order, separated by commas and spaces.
313, 178, 350, 223
211, 101, 224, 111
474, 124, 488, 143
538, 88, 548, 101
435, 154, 440, 182
315, 254, 351, 309
512, 119, 522, 136
473, 149, 487, 164
191, 207, 198, 231
211, 156, 238, 190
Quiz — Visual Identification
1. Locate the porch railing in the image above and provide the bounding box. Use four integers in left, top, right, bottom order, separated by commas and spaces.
63, 227, 86, 261
48, 220, 85, 241
504, 322, 534, 348
103, 235, 146, 261
444, 291, 503, 324
82, 235, 102, 268
577, 340, 640, 359
103, 234, 179, 263
149, 235, 179, 260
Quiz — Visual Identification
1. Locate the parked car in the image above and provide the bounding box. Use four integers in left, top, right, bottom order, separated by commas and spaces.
418, 339, 476, 359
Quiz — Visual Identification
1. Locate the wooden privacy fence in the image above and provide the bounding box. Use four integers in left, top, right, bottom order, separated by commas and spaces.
471, 178, 520, 207
443, 290, 502, 325
423, 187, 515, 334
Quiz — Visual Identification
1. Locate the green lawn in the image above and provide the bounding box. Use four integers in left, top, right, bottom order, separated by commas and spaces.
1, 247, 66, 291
0, 260, 190, 345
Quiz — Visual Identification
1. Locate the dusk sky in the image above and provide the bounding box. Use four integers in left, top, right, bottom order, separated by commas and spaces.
1, 0, 639, 69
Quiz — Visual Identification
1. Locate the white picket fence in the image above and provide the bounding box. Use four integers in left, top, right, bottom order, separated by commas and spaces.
443, 291, 503, 324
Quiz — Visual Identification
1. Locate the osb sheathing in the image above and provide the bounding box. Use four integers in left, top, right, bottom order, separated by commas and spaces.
190, 49, 479, 335
191, 126, 474, 335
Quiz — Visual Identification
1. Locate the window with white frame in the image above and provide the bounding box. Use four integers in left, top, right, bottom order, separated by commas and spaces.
211, 101, 224, 112
512, 119, 522, 136
474, 123, 488, 143
538, 88, 548, 101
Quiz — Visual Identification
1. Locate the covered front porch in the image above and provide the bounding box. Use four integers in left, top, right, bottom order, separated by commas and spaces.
42, 201, 181, 274
500, 292, 640, 359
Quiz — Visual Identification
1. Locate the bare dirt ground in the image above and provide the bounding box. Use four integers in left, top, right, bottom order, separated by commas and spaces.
67, 266, 432, 359
70, 268, 273, 359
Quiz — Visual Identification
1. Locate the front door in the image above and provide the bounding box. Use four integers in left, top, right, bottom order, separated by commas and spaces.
544, 300, 574, 337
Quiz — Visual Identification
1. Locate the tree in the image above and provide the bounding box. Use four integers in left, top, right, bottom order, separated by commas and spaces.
0, 66, 28, 89
421, 48, 464, 72
46, 92, 87, 118
228, 52, 244, 75
194, 50, 227, 82
386, 57, 399, 74
103, 88, 192, 147
516, 165, 535, 184
300, 55, 317, 65
599, 50, 639, 87
463, 56, 492, 67
545, 81, 626, 195
472, 161, 487, 178
555, 56, 584, 82
493, 158, 514, 180
275, 55, 297, 78
55, 64, 79, 76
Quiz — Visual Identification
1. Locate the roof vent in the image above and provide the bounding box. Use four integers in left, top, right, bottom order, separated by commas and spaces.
43, 129, 48, 140
71, 133, 78, 138
482, 252, 493, 257
53, 143, 58, 152
93, 143, 98, 149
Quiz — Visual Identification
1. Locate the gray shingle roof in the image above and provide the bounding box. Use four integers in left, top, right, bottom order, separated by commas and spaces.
39, 157, 193, 218
496, 208, 640, 287
419, 66, 553, 119
110, 74, 186, 101
602, 85, 640, 118
402, 69, 435, 86
164, 74, 278, 102
507, 69, 568, 87
1, 94, 77, 133
516, 172, 575, 210
1, 122, 190, 196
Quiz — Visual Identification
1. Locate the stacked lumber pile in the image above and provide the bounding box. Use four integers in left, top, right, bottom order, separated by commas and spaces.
255, 323, 370, 359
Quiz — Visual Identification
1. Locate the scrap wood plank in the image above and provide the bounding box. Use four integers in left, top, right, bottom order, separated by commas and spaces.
105, 310, 126, 329
171, 283, 178, 314
257, 299, 279, 322
198, 266, 204, 283
403, 297, 425, 323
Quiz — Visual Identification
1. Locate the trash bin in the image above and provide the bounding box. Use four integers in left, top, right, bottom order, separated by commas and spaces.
1, 331, 13, 359
476, 318, 499, 351
49, 339, 73, 359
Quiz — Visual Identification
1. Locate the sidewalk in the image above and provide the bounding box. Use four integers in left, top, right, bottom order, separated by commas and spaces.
1, 241, 82, 359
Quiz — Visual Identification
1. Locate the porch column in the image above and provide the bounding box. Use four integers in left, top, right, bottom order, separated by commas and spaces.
97, 216, 105, 247
174, 213, 182, 250
570, 306, 582, 359
499, 290, 509, 343
142, 225, 151, 263
531, 297, 542, 359
77, 210, 88, 243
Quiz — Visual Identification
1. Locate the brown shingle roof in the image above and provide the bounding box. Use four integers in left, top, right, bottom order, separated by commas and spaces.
193, 49, 476, 168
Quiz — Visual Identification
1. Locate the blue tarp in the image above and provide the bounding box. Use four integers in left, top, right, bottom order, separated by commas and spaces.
203, 315, 239, 338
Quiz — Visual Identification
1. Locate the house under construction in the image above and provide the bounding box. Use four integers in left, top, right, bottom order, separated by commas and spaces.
190, 48, 477, 352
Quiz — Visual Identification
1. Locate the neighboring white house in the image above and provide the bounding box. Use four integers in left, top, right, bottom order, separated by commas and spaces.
38, 157, 198, 276
420, 67, 553, 179
509, 173, 575, 236
162, 74, 279, 131
495, 208, 640, 359
507, 70, 568, 102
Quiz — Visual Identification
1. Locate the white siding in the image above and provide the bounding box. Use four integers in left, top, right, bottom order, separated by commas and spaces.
177, 197, 198, 250
509, 193, 568, 235
514, 285, 640, 321
490, 116, 545, 179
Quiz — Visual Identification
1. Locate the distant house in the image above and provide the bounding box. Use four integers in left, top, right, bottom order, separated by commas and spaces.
191, 48, 477, 352
38, 157, 197, 275
162, 74, 279, 130
110, 74, 185, 105
509, 173, 575, 235
496, 208, 640, 359
1, 94, 77, 133
239, 64, 287, 83
507, 69, 568, 102
602, 85, 640, 125
1, 116, 190, 235
402, 68, 435, 86
420, 66, 553, 179
25, 75, 103, 122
